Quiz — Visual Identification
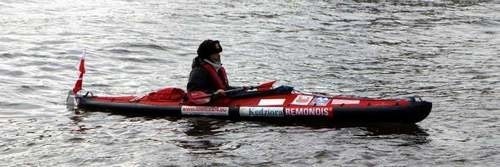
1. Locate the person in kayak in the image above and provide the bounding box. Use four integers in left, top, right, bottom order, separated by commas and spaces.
187, 39, 241, 100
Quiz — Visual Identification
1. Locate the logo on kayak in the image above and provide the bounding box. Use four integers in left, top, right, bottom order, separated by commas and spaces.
331, 99, 360, 105
291, 95, 314, 105
309, 97, 330, 106
258, 99, 285, 106
181, 106, 229, 116
284, 107, 330, 117
240, 107, 284, 117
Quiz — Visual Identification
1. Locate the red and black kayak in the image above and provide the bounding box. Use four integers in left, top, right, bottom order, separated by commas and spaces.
67, 54, 432, 124
69, 85, 432, 124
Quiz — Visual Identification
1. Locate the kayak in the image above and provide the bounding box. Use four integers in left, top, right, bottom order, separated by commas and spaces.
67, 54, 432, 124
68, 85, 432, 124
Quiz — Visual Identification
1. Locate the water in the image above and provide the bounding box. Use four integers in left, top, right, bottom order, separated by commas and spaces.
0, 0, 499, 166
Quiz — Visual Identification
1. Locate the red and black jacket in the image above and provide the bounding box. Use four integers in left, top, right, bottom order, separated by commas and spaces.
187, 58, 231, 94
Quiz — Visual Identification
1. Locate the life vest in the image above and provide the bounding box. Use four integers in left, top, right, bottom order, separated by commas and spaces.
201, 63, 229, 90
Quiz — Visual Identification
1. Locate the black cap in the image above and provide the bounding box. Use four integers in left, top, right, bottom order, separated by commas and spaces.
197, 39, 222, 59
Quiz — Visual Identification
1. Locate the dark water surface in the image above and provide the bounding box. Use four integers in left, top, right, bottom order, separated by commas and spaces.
1, 0, 499, 166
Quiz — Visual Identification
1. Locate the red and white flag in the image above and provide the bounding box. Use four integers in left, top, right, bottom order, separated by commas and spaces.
72, 51, 86, 94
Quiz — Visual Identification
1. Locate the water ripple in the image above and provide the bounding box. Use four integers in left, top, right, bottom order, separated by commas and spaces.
0, 0, 498, 166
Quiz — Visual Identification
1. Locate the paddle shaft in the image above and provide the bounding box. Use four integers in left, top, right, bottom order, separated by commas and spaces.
189, 80, 276, 103
192, 87, 248, 99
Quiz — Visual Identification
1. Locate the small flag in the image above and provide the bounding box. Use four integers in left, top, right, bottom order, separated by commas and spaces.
72, 51, 86, 94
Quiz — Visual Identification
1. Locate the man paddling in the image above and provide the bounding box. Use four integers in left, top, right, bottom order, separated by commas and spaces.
187, 39, 243, 103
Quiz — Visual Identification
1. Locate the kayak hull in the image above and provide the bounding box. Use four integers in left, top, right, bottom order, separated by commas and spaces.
74, 89, 432, 124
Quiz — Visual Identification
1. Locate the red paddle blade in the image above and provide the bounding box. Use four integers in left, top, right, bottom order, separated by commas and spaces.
188, 91, 211, 105
258, 80, 276, 91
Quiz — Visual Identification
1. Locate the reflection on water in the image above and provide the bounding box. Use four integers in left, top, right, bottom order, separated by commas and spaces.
172, 117, 432, 156
364, 124, 431, 146
183, 118, 228, 137
69, 114, 94, 134
174, 139, 224, 155
175, 118, 229, 154
365, 124, 429, 136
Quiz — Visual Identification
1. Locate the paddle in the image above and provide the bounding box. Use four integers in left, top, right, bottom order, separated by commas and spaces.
189, 80, 276, 104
